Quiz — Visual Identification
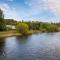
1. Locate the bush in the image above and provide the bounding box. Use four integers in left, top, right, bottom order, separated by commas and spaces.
16, 23, 29, 35
46, 25, 59, 32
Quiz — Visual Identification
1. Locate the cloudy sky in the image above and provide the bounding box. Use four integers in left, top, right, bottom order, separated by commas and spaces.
0, 0, 60, 22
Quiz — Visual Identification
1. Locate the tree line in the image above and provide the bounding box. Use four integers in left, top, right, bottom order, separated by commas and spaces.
0, 9, 60, 35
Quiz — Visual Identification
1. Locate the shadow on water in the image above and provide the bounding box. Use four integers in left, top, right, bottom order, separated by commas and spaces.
0, 38, 6, 56
16, 36, 30, 44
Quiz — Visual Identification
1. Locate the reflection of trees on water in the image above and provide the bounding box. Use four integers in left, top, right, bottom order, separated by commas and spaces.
0, 38, 5, 56
16, 36, 29, 44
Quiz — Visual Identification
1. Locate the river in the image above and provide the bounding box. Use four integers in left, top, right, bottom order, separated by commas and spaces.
0, 32, 60, 60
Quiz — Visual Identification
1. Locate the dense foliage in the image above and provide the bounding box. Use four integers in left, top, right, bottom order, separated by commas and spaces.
24, 21, 60, 32
0, 9, 6, 31
16, 23, 29, 35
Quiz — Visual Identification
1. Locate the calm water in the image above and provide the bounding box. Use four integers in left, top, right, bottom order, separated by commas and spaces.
0, 32, 60, 60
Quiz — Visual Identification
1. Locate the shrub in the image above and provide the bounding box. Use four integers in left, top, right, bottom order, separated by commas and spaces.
16, 23, 29, 35
46, 25, 59, 32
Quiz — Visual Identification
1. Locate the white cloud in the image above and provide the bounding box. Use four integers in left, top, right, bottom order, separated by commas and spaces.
25, 0, 60, 21
25, 0, 60, 17
0, 3, 10, 14
24, 0, 47, 17
0, 3, 18, 20
43, 0, 60, 16
0, 0, 60, 21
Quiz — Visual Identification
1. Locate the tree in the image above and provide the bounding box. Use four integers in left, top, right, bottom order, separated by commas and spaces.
0, 9, 6, 31
16, 23, 29, 35
0, 9, 4, 19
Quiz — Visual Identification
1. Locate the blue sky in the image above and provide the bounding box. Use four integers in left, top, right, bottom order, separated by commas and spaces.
0, 0, 60, 22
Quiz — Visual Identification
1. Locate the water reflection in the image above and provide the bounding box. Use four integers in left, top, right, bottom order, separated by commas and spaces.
0, 38, 5, 56
0, 33, 60, 60
16, 36, 29, 44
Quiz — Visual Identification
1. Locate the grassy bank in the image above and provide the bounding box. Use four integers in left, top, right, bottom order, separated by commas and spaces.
0, 30, 41, 38
0, 30, 60, 38
0, 30, 22, 38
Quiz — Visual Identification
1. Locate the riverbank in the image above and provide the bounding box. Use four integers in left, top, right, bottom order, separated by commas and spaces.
0, 30, 21, 38
0, 30, 41, 38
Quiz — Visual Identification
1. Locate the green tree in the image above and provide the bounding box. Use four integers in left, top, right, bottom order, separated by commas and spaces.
16, 23, 29, 35
0, 9, 4, 19
0, 9, 6, 31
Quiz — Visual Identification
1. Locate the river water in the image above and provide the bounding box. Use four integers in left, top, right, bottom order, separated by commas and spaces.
0, 32, 60, 60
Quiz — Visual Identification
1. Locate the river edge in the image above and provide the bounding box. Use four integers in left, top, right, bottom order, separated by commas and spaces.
0, 30, 59, 38
0, 30, 41, 38
0, 30, 20, 38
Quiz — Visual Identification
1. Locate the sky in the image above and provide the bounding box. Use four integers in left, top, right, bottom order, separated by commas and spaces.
0, 0, 60, 22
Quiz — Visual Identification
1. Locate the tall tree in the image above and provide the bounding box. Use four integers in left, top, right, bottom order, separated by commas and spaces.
0, 9, 4, 19
0, 9, 6, 31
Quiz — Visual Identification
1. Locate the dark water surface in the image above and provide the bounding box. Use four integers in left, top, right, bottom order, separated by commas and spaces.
0, 32, 60, 60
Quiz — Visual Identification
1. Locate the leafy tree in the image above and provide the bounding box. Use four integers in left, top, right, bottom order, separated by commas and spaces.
16, 23, 29, 35
0, 9, 4, 19
0, 9, 6, 31
24, 21, 32, 30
